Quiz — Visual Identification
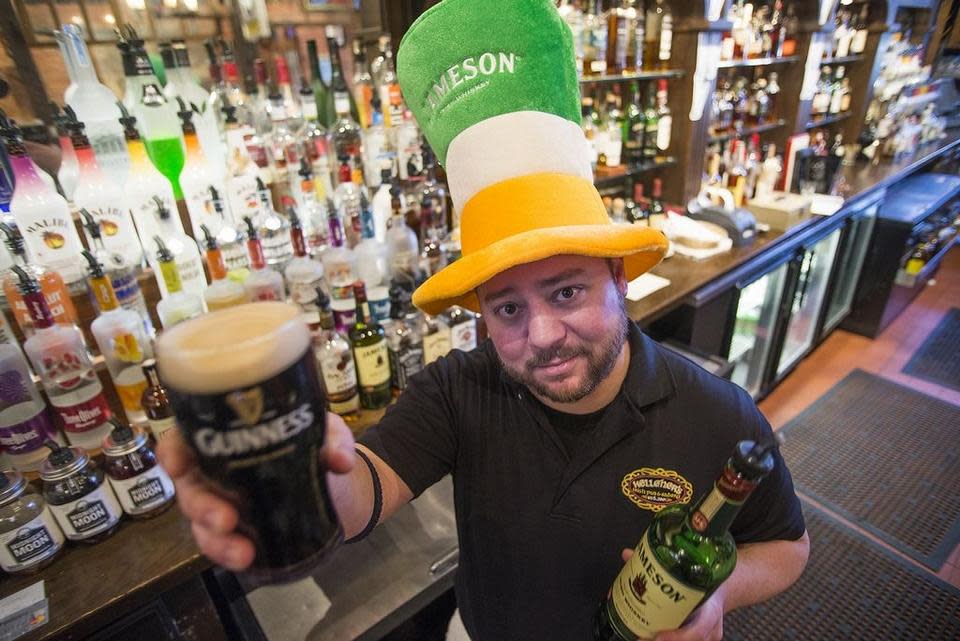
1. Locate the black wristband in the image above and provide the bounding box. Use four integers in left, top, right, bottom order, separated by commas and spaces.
345, 448, 383, 544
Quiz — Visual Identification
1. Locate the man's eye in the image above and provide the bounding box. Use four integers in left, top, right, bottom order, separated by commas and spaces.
497, 303, 519, 317
556, 286, 581, 301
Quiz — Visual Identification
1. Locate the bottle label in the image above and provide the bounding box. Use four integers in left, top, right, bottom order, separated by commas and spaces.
318, 347, 359, 400
389, 345, 423, 391
354, 342, 390, 387
657, 116, 672, 151
450, 321, 477, 352
50, 484, 122, 540
423, 331, 452, 365
112, 271, 142, 309
0, 510, 63, 571
0, 403, 57, 454
109, 469, 175, 515
148, 416, 177, 440
22, 215, 84, 274
52, 385, 111, 433
611, 530, 706, 637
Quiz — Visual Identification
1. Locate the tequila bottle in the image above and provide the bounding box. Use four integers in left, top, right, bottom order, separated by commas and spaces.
594, 440, 778, 641
82, 252, 154, 425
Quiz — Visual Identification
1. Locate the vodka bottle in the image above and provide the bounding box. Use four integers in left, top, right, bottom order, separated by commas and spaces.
83, 252, 154, 425
284, 208, 326, 324
61, 24, 128, 181
320, 209, 357, 296
253, 178, 293, 270
295, 159, 330, 257
354, 193, 389, 290
2, 113, 85, 288
241, 216, 286, 302
199, 224, 248, 311
16, 266, 113, 451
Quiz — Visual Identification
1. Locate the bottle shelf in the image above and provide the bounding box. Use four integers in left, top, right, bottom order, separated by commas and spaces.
806, 112, 852, 129
717, 55, 801, 69
593, 157, 678, 189
580, 69, 685, 85
709, 119, 785, 143
820, 54, 864, 66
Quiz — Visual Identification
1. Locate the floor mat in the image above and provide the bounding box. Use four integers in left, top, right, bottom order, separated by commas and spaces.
902, 308, 960, 392
724, 504, 960, 641
778, 369, 960, 570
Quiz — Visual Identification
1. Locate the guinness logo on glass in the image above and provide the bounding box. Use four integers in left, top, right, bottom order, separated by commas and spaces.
227, 387, 265, 426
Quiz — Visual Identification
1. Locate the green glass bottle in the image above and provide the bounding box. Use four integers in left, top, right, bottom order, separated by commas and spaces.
622, 82, 644, 167
642, 86, 659, 163
349, 281, 392, 409
594, 439, 777, 641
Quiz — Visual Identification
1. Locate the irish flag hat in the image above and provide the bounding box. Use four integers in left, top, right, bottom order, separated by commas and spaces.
397, 0, 668, 316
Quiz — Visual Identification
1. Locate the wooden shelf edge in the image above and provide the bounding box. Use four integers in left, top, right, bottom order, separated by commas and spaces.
820, 54, 865, 65
579, 69, 685, 84
593, 158, 679, 188
805, 112, 853, 129
708, 120, 786, 143
717, 55, 801, 69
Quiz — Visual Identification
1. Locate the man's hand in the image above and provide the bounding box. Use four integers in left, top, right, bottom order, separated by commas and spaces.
619, 548, 726, 641
157, 412, 357, 571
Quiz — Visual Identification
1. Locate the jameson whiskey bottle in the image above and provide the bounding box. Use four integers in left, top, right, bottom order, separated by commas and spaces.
594, 439, 777, 641
349, 282, 391, 409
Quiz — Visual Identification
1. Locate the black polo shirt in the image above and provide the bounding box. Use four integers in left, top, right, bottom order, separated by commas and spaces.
359, 323, 805, 641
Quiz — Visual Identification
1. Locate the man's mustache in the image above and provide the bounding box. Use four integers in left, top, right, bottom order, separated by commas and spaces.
526, 345, 590, 370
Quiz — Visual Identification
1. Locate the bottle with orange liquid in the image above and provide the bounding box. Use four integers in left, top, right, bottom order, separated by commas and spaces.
199, 224, 248, 311
0, 223, 78, 337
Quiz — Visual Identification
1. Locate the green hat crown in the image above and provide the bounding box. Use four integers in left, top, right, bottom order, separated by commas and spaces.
397, 0, 582, 166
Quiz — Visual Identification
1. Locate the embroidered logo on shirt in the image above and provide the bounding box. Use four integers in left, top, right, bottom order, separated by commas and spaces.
621, 468, 693, 512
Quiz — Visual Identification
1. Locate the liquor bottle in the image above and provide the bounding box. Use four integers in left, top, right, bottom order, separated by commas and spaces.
55, 28, 78, 103
781, 6, 798, 57
643, 0, 670, 71
275, 55, 302, 124
50, 104, 79, 202
559, 0, 586, 73
118, 102, 182, 249
241, 216, 286, 302
313, 288, 360, 416
623, 178, 638, 223
385, 187, 422, 288
642, 88, 659, 163
15, 266, 112, 451
354, 193, 390, 290
328, 36, 364, 164
208, 185, 250, 276
199, 224, 248, 311
352, 38, 375, 129
307, 39, 334, 130
168, 41, 225, 171
60, 24, 128, 181
203, 39, 226, 129
152, 237, 204, 329
371, 164, 398, 243
296, 82, 333, 203
284, 208, 326, 322
216, 39, 249, 126
593, 440, 778, 641
78, 211, 153, 335
755, 143, 782, 199
602, 92, 624, 168
221, 101, 262, 222
386, 285, 423, 393
1, 113, 85, 288
605, 0, 633, 75
648, 178, 667, 229
370, 35, 391, 88
726, 140, 748, 207
766, 72, 781, 117
419, 197, 449, 277
395, 111, 425, 182
770, 0, 786, 57
363, 95, 396, 189
850, 7, 869, 55
829, 67, 849, 114
443, 306, 477, 353
334, 158, 364, 248
69, 115, 144, 268
83, 251, 154, 424
0, 223, 78, 336
139, 359, 176, 441
582, 97, 600, 167
634, 182, 651, 226
581, 0, 605, 76
349, 282, 391, 410
655, 79, 672, 159
321, 206, 358, 296
422, 313, 452, 365
252, 177, 294, 270
811, 67, 832, 117
420, 149, 450, 234
622, 83, 644, 167
295, 159, 330, 256
267, 91, 299, 192
146, 197, 207, 303
373, 33, 404, 128
120, 28, 186, 199
0, 342, 60, 471
176, 98, 228, 241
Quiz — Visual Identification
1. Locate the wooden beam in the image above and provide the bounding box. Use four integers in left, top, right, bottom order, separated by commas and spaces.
0, 0, 50, 121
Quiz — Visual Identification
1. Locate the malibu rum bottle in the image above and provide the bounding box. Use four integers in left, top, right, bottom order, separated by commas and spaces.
594, 439, 777, 641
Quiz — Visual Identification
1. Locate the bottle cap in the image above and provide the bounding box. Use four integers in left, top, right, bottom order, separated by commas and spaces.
81, 250, 106, 279
41, 441, 89, 481
732, 438, 779, 480
0, 222, 25, 256
102, 418, 149, 457
154, 236, 174, 263
10, 265, 40, 296
243, 216, 258, 238
200, 224, 218, 250
0, 470, 26, 506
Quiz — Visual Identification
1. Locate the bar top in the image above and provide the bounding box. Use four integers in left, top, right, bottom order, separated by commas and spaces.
3, 132, 959, 641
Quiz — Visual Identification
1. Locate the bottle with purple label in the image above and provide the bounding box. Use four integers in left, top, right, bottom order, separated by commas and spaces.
0, 344, 60, 472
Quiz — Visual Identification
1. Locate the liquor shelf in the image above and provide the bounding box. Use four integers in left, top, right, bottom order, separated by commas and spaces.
593, 157, 678, 189
7, 129, 957, 641
716, 55, 801, 69
806, 112, 852, 129
579, 69, 685, 85
820, 54, 864, 66
709, 119, 786, 143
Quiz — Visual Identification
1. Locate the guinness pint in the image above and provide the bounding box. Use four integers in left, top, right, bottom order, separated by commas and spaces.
156, 302, 341, 582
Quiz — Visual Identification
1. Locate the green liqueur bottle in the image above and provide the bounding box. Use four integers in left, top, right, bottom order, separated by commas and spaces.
349, 281, 392, 409
594, 439, 777, 641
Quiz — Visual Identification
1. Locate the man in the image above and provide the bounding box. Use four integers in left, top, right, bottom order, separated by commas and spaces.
160, 1, 809, 639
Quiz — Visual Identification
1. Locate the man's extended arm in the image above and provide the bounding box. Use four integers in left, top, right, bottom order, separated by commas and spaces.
329, 443, 414, 540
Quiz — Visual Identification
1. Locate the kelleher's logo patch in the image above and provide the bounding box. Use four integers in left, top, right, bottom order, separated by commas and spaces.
621, 467, 694, 512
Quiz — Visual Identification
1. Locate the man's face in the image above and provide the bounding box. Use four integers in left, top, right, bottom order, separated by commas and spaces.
478, 255, 630, 404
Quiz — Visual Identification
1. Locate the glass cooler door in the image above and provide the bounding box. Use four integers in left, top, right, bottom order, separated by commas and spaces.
822, 206, 877, 335
727, 260, 790, 399
776, 228, 842, 379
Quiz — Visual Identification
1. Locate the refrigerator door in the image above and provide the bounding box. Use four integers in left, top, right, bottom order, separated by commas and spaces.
777, 228, 842, 378
728, 261, 790, 398
823, 205, 878, 334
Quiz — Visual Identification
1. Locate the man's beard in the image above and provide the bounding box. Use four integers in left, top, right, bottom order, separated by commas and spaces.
499, 311, 630, 404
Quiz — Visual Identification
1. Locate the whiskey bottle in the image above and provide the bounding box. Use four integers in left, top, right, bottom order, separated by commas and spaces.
140, 359, 176, 441
349, 282, 391, 409
594, 439, 778, 641
313, 288, 360, 416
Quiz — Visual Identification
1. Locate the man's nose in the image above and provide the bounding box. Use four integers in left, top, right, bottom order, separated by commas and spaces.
527, 311, 566, 352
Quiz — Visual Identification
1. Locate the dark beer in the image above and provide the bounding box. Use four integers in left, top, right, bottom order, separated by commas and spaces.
156, 302, 341, 583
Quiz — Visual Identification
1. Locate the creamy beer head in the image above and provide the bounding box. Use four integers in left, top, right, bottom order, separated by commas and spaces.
156, 302, 311, 395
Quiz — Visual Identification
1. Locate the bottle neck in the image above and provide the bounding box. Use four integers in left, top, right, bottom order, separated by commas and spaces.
23, 289, 55, 328
159, 259, 183, 293
75, 144, 102, 176
328, 215, 345, 248
248, 237, 266, 270
355, 297, 371, 325
689, 463, 761, 537
183, 131, 205, 161
291, 226, 307, 258
65, 28, 99, 85
90, 274, 120, 311
207, 248, 228, 281
126, 138, 152, 169
144, 366, 161, 388
8, 154, 46, 189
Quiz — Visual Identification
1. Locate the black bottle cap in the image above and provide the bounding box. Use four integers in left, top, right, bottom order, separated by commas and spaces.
154, 235, 174, 263
79, 209, 102, 239
10, 265, 40, 295
45, 440, 75, 467
108, 417, 134, 444
117, 101, 139, 139
200, 224, 218, 250
176, 97, 194, 125
243, 216, 258, 238
0, 222, 25, 256
81, 250, 106, 279
158, 41, 176, 70
153, 195, 172, 220
733, 438, 779, 481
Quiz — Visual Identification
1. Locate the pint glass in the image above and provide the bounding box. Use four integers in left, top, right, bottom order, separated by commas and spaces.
156, 302, 341, 582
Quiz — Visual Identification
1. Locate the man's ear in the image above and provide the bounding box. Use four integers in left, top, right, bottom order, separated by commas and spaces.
609, 258, 628, 297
